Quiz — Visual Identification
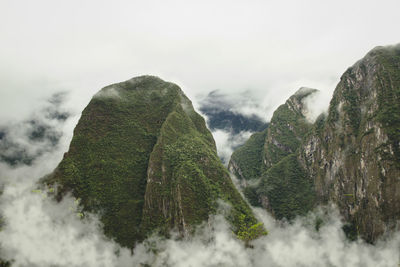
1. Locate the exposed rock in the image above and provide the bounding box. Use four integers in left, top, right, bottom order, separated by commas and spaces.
299, 45, 400, 243
229, 44, 400, 243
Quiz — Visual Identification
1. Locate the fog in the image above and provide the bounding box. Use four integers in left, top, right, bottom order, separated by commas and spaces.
0, 96, 399, 267
1, 0, 400, 265
1, 0, 400, 123
211, 129, 253, 165
1, 163, 399, 266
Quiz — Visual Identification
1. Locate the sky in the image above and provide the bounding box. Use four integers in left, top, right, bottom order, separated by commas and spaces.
1, 0, 399, 123
1, 1, 400, 266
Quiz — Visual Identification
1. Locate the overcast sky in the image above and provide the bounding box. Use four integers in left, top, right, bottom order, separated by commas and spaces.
0, 0, 399, 122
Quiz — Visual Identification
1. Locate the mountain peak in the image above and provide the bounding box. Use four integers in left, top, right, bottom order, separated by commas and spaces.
45, 76, 261, 248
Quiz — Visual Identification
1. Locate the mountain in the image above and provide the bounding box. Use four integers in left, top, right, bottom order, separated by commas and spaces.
44, 76, 262, 248
229, 88, 318, 219
229, 44, 400, 242
199, 90, 268, 134
299, 45, 400, 242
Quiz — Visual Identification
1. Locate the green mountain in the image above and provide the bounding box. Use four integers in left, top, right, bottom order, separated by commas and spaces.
229, 44, 400, 242
44, 76, 261, 248
229, 88, 318, 219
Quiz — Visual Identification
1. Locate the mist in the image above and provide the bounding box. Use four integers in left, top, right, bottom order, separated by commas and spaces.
0, 98, 399, 267
1, 0, 400, 263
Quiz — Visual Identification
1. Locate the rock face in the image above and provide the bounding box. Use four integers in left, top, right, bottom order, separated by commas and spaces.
299, 45, 400, 242
229, 44, 400, 242
45, 76, 259, 248
229, 88, 318, 219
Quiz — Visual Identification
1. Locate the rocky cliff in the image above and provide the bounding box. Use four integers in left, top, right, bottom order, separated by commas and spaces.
229, 44, 400, 242
45, 76, 260, 248
299, 45, 400, 242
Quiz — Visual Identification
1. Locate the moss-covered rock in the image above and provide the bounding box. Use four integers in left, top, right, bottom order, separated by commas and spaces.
45, 75, 261, 248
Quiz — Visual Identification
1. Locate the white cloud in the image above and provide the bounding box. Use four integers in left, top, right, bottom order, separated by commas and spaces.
1, 0, 399, 122
211, 129, 253, 165
0, 109, 399, 266
303, 89, 333, 123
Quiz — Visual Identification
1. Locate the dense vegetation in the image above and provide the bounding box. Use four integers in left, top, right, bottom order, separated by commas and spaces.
230, 130, 267, 180
257, 155, 315, 220
230, 45, 400, 243
229, 88, 317, 220
45, 76, 262, 248
264, 91, 314, 167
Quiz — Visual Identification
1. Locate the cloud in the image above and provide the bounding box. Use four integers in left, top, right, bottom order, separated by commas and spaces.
93, 86, 121, 99
211, 129, 253, 165
0, 109, 399, 266
303, 89, 333, 123
1, 0, 400, 126
1, 111, 398, 264
128, 206, 400, 267
0, 93, 71, 166
198, 90, 268, 122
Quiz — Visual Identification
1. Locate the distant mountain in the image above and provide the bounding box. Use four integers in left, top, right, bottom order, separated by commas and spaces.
44, 76, 263, 248
228, 44, 400, 243
0, 93, 69, 166
199, 90, 268, 134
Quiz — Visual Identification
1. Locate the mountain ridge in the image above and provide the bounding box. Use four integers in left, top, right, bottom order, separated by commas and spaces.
229, 44, 400, 242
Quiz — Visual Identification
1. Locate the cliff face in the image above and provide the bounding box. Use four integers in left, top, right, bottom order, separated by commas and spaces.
299, 45, 400, 242
230, 44, 400, 242
45, 76, 259, 248
229, 88, 318, 219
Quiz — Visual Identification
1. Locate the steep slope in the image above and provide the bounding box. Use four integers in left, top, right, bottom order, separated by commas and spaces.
229, 88, 318, 218
45, 76, 260, 248
299, 45, 400, 242
230, 44, 400, 242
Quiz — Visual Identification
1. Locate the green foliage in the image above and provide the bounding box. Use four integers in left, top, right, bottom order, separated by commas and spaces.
265, 95, 313, 168
45, 77, 186, 246
45, 76, 260, 247
229, 89, 316, 220
342, 221, 358, 241
243, 186, 261, 207
230, 130, 267, 180
327, 93, 339, 124
374, 47, 400, 167
236, 214, 267, 246
342, 84, 361, 134
258, 154, 315, 220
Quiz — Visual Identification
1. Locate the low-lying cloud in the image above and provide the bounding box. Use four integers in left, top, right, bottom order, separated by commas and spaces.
198, 89, 268, 123
302, 89, 333, 123
0, 93, 399, 267
198, 89, 268, 165
2, 163, 399, 267
0, 92, 71, 166
211, 129, 253, 165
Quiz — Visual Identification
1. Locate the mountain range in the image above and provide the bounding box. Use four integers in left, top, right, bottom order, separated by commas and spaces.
1, 44, 399, 265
